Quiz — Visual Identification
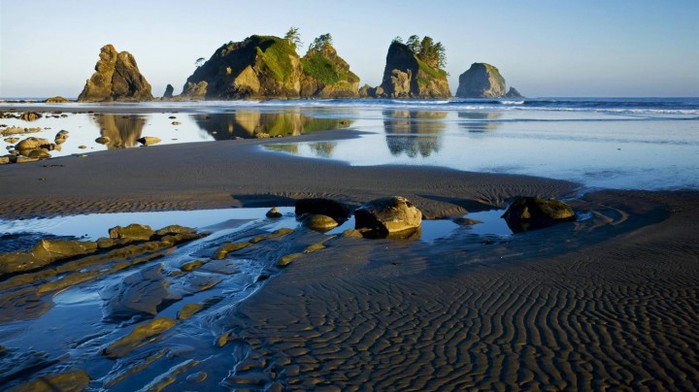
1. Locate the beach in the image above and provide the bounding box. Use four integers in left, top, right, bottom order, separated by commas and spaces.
0, 101, 698, 390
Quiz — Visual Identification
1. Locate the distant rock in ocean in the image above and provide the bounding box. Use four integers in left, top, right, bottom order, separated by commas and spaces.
456, 63, 506, 98
162, 84, 174, 99
505, 86, 523, 98
78, 44, 153, 102
376, 40, 450, 98
182, 34, 360, 99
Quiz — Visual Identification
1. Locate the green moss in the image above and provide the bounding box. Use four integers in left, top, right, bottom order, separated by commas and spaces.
416, 57, 447, 80
255, 36, 297, 84
301, 51, 359, 86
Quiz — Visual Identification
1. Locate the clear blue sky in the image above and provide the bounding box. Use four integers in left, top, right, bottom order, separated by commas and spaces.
1, 0, 698, 98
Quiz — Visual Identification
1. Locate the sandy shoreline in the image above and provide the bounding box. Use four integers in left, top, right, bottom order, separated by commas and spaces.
1, 126, 697, 389
0, 129, 579, 219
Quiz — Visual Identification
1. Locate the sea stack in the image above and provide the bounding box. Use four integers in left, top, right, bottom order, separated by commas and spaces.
78, 44, 153, 102
300, 34, 360, 98
456, 63, 506, 98
377, 41, 450, 98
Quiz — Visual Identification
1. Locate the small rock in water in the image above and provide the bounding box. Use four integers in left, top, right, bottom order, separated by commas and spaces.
95, 136, 110, 145
137, 136, 161, 146
20, 112, 42, 121
266, 207, 283, 218
355, 196, 422, 238
501, 196, 576, 233
301, 214, 339, 232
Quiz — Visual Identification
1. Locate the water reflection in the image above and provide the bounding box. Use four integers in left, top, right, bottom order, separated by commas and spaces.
92, 114, 146, 149
458, 112, 503, 133
265, 141, 337, 158
383, 110, 446, 158
194, 110, 352, 140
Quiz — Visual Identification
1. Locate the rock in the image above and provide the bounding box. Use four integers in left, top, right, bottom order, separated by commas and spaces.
182, 81, 208, 99
0, 239, 98, 275
501, 196, 576, 233
171, 121, 181, 125
9, 369, 90, 392
19, 112, 42, 121
108, 223, 155, 241
78, 145, 87, 149
163, 84, 174, 98
54, 130, 69, 144
378, 41, 450, 98
1, 126, 41, 137
44, 96, 69, 103
95, 136, 110, 145
358, 84, 373, 98
295, 198, 350, 223
102, 317, 176, 359
156, 225, 197, 236
505, 87, 524, 98
137, 136, 161, 146
4, 137, 18, 144
0, 156, 10, 165
15, 137, 51, 152
277, 253, 303, 268
78, 44, 154, 102
301, 214, 339, 232
456, 63, 506, 98
103, 264, 175, 319
354, 196, 422, 238
27, 149, 51, 159
266, 207, 283, 218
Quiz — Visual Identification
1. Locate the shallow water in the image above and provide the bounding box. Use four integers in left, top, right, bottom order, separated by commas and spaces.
3, 98, 697, 190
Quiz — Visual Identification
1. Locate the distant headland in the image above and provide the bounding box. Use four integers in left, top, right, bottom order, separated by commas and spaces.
76, 29, 523, 102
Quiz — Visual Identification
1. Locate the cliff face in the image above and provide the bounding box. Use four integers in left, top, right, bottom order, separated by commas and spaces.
378, 42, 450, 98
455, 63, 506, 98
300, 43, 359, 98
78, 45, 153, 102
182, 35, 360, 99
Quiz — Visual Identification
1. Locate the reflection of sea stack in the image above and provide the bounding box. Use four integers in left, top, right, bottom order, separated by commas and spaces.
93, 114, 146, 149
383, 111, 446, 157
458, 112, 503, 132
456, 63, 523, 98
78, 44, 153, 102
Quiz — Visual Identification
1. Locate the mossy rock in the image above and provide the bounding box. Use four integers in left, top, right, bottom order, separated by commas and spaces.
501, 196, 576, 233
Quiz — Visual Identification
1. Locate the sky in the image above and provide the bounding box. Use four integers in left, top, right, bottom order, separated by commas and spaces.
1, 0, 698, 98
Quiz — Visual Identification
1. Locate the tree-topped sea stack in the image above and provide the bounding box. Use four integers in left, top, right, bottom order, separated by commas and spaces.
456, 63, 523, 98
78, 44, 153, 102
300, 34, 360, 98
182, 33, 360, 99
376, 35, 451, 98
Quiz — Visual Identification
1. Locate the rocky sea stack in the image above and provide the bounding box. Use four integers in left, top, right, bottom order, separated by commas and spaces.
376, 40, 450, 98
456, 62, 523, 98
182, 34, 359, 99
78, 44, 153, 102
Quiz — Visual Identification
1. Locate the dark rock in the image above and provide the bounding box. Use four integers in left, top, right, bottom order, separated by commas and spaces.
301, 214, 339, 232
54, 130, 69, 144
137, 136, 161, 146
501, 196, 576, 233
78, 44, 153, 102
505, 87, 524, 98
163, 84, 174, 98
295, 198, 350, 223
456, 63, 506, 98
266, 207, 283, 218
19, 112, 41, 121
354, 196, 422, 238
378, 41, 450, 98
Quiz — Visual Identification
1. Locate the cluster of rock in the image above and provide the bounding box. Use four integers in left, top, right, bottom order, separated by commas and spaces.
1, 127, 69, 164
75, 36, 522, 101
456, 63, 523, 98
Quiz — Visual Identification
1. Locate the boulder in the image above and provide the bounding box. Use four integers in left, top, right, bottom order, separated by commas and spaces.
16, 137, 51, 152
108, 223, 155, 241
354, 196, 422, 238
19, 112, 42, 121
301, 214, 339, 232
78, 44, 154, 102
378, 41, 450, 98
137, 136, 161, 146
295, 198, 350, 223
54, 130, 69, 144
266, 207, 283, 218
456, 63, 506, 98
163, 84, 174, 98
501, 196, 576, 233
95, 136, 110, 145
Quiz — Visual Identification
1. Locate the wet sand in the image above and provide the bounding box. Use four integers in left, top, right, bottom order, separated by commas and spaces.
1, 127, 698, 389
